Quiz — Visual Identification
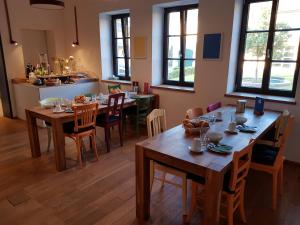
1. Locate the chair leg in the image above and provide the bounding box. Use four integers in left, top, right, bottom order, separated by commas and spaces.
272, 171, 278, 210
104, 127, 110, 152
76, 138, 83, 168
119, 122, 123, 146
278, 165, 284, 195
239, 182, 247, 223
89, 136, 93, 150
46, 126, 51, 152
227, 195, 234, 225
161, 171, 167, 187
92, 133, 99, 161
187, 182, 198, 223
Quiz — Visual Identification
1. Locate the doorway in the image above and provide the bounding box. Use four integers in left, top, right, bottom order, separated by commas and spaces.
0, 33, 13, 118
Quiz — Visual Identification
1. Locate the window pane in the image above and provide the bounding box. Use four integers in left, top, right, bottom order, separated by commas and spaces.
116, 39, 124, 57
116, 19, 123, 38
128, 59, 131, 75
244, 32, 268, 60
167, 60, 180, 81
168, 12, 181, 35
276, 0, 300, 29
186, 9, 198, 35
272, 31, 300, 61
185, 35, 197, 59
247, 2, 272, 31
241, 61, 265, 88
184, 60, 195, 82
117, 58, 125, 76
269, 62, 295, 91
168, 37, 181, 58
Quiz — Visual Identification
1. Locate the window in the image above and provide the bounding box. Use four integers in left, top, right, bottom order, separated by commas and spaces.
236, 0, 300, 97
163, 5, 199, 87
112, 14, 130, 80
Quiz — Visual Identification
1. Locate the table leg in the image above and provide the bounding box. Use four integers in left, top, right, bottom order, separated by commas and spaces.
135, 145, 150, 220
52, 119, 66, 171
204, 169, 224, 225
26, 110, 41, 158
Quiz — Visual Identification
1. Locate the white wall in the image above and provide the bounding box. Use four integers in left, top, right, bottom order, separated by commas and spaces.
1, 0, 300, 163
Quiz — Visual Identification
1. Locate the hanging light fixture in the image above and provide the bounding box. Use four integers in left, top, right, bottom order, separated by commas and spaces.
30, 0, 65, 10
72, 6, 79, 47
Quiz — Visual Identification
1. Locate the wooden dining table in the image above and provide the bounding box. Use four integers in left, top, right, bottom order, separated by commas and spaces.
135, 106, 281, 225
25, 99, 136, 171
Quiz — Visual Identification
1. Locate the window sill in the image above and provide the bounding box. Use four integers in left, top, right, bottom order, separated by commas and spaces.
150, 84, 195, 93
225, 92, 296, 105
101, 79, 132, 85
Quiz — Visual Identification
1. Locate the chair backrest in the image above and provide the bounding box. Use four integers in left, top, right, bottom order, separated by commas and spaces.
274, 110, 290, 141
228, 140, 255, 192
72, 103, 98, 132
274, 115, 294, 166
105, 93, 125, 122
147, 109, 167, 138
185, 107, 204, 119
206, 102, 222, 113
108, 84, 121, 94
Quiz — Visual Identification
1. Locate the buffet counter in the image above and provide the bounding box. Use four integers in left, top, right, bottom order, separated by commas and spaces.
12, 77, 99, 121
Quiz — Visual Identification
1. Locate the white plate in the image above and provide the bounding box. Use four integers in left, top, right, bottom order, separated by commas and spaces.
225, 129, 239, 134
53, 109, 65, 114
188, 146, 204, 153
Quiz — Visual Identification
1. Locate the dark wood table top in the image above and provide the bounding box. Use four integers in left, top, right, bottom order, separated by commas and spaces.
136, 106, 281, 173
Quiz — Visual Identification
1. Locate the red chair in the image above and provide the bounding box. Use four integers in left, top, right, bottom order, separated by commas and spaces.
206, 102, 222, 113
96, 93, 125, 152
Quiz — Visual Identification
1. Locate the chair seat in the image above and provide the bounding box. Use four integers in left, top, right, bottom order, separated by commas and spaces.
251, 144, 279, 166
96, 114, 120, 126
63, 121, 95, 134
187, 171, 235, 194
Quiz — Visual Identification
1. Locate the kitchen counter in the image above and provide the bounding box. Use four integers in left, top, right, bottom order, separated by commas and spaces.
12, 77, 99, 121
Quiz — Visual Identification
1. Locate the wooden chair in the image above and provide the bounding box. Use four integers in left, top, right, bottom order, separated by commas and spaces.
206, 102, 222, 113
185, 107, 204, 119
147, 109, 188, 216
188, 140, 255, 225
96, 93, 125, 152
64, 103, 99, 168
251, 115, 294, 210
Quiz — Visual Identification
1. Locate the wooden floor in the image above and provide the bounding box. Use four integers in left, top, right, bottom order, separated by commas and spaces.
0, 116, 299, 225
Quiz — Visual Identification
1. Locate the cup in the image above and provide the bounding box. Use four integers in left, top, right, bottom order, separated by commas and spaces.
191, 138, 202, 152
215, 111, 222, 119
55, 104, 62, 112
228, 121, 237, 132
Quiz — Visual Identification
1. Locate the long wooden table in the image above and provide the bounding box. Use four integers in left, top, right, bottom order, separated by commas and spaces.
135, 106, 281, 225
26, 99, 135, 171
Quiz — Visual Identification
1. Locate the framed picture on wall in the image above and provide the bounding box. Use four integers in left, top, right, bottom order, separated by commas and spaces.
202, 33, 223, 60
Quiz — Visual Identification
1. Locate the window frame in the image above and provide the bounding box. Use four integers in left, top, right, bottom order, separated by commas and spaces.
111, 13, 130, 81
235, 0, 300, 98
162, 4, 199, 87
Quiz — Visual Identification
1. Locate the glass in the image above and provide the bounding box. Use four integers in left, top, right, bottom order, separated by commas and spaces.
185, 35, 197, 59
126, 38, 130, 57
128, 59, 131, 75
167, 60, 180, 81
186, 9, 198, 34
117, 58, 125, 76
184, 60, 195, 83
247, 2, 272, 31
116, 39, 124, 57
168, 12, 181, 35
276, 0, 300, 29
241, 61, 265, 88
125, 17, 130, 37
115, 19, 123, 38
244, 32, 269, 60
272, 31, 300, 61
269, 62, 296, 91
168, 37, 181, 58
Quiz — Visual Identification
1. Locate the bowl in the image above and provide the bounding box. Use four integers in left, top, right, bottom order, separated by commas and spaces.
207, 131, 223, 143
235, 116, 247, 125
